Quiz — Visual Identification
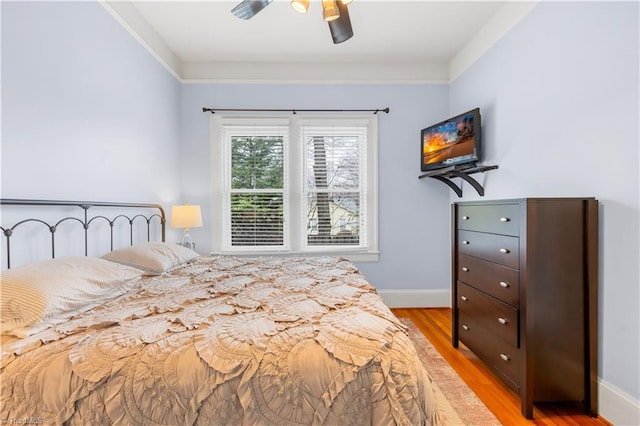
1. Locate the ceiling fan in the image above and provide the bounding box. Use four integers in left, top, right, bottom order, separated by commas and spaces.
231, 0, 354, 44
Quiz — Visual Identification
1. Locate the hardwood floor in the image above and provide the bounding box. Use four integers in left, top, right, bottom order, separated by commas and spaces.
391, 308, 612, 426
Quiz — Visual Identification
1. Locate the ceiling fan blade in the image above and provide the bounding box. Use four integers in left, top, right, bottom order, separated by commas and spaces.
231, 0, 273, 20
328, 1, 353, 44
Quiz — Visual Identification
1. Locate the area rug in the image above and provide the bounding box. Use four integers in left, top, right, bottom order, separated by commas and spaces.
403, 318, 501, 425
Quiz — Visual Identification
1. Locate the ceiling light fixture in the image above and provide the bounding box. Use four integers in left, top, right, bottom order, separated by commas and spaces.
329, 0, 353, 44
290, 0, 309, 14
322, 0, 340, 22
232, 0, 355, 44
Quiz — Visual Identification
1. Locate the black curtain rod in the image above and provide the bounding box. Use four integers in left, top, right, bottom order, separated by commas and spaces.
202, 107, 389, 114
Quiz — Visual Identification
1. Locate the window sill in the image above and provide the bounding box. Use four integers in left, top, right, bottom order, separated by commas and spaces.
208, 250, 379, 263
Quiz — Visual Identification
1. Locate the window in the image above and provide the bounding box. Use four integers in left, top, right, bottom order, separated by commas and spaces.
225, 124, 288, 249
211, 116, 378, 261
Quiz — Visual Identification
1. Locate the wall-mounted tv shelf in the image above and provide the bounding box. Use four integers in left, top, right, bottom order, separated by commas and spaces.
418, 164, 498, 197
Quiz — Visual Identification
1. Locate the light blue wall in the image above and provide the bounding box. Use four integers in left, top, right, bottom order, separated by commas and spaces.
449, 0, 640, 414
180, 83, 452, 291
1, 1, 182, 205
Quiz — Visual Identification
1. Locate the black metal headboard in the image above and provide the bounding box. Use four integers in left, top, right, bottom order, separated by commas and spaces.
0, 199, 166, 269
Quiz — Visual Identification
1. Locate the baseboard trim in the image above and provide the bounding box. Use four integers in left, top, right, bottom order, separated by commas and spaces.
598, 379, 640, 425
378, 289, 451, 308
379, 289, 639, 425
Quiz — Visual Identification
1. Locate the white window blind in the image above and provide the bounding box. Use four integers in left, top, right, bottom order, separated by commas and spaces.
302, 125, 367, 249
212, 116, 378, 261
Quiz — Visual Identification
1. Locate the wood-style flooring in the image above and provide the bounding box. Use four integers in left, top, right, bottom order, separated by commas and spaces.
391, 308, 612, 426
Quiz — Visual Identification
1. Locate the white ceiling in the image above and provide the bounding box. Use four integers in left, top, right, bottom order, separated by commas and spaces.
101, 0, 538, 83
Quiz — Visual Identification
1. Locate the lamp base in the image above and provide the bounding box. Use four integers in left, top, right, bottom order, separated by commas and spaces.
180, 231, 196, 251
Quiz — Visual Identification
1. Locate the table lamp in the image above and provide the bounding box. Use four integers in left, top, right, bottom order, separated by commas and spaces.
170, 204, 202, 250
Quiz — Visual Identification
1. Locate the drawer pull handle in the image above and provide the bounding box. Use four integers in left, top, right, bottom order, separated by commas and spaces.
499, 248, 510, 254
462, 324, 469, 331
500, 353, 510, 362
500, 217, 510, 222
461, 267, 469, 272
499, 281, 510, 288
462, 240, 469, 245
498, 317, 508, 325
462, 215, 469, 220
460, 296, 468, 302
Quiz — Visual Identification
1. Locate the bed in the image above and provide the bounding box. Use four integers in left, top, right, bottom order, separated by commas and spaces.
0, 200, 440, 425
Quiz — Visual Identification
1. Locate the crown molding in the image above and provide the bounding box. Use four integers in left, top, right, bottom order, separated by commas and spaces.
98, 0, 182, 81
450, 1, 539, 82
181, 60, 450, 84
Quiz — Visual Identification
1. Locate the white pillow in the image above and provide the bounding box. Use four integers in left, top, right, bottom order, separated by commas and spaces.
101, 242, 198, 275
0, 257, 144, 337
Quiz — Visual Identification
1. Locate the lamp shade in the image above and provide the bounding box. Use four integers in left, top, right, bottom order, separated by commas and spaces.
171, 204, 203, 229
322, 0, 340, 22
291, 0, 309, 13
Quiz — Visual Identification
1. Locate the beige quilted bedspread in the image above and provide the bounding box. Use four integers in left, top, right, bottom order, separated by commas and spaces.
1, 256, 439, 425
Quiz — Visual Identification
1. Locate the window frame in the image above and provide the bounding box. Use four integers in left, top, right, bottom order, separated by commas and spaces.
210, 114, 379, 262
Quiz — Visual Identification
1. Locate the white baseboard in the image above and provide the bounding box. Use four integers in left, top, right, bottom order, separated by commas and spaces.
599, 379, 640, 425
378, 289, 639, 425
378, 289, 451, 308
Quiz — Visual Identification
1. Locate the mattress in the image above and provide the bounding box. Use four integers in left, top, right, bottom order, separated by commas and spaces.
1, 255, 440, 425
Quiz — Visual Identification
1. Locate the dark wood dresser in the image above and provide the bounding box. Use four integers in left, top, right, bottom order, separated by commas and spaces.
451, 198, 598, 418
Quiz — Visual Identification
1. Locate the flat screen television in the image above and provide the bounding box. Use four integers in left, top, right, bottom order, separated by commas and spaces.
420, 108, 481, 172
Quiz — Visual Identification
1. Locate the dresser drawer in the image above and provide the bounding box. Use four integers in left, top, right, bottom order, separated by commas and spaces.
458, 311, 520, 390
457, 281, 519, 347
458, 230, 519, 269
457, 254, 519, 306
458, 204, 520, 236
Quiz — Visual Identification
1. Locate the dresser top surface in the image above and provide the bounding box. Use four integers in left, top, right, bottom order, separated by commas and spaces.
453, 197, 597, 206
